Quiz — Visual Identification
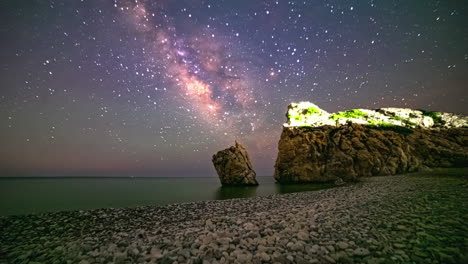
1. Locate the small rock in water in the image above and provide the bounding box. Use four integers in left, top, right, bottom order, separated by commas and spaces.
212, 141, 258, 186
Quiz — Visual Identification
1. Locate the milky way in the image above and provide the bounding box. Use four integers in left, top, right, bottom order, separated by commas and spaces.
0, 0, 467, 176
122, 0, 264, 133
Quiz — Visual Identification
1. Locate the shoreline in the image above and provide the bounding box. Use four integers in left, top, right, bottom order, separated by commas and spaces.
0, 177, 334, 217
1, 168, 467, 264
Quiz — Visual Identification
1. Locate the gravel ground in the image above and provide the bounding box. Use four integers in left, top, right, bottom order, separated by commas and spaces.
1, 168, 467, 264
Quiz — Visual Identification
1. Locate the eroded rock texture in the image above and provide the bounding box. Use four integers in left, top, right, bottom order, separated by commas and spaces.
213, 141, 258, 186
274, 123, 468, 183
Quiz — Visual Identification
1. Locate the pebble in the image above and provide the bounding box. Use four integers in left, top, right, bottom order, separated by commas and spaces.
324, 255, 336, 263
258, 252, 270, 261
336, 241, 349, 249
297, 231, 309, 241
353, 247, 370, 256
236, 252, 251, 262
393, 243, 406, 248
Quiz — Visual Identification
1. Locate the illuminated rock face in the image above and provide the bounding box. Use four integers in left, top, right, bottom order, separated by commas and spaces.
275, 103, 468, 183
285, 102, 468, 129
213, 141, 258, 186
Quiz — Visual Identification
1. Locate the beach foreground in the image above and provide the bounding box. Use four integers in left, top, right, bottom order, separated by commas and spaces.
1, 169, 467, 264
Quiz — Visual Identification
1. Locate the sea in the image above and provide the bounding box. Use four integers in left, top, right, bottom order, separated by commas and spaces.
0, 176, 332, 216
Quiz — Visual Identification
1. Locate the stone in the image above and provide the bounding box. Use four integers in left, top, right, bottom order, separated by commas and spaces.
243, 222, 257, 231
236, 252, 252, 262
275, 102, 468, 183
324, 255, 336, 263
393, 243, 406, 249
336, 242, 349, 249
113, 250, 128, 264
353, 248, 370, 257
212, 141, 258, 186
205, 219, 214, 229
297, 231, 309, 241
255, 251, 270, 262
150, 247, 163, 259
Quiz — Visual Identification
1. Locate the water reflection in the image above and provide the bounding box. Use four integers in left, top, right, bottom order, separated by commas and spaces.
0, 177, 337, 215
215, 186, 258, 200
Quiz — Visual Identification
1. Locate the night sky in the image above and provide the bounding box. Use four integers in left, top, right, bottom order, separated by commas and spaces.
1, 0, 467, 177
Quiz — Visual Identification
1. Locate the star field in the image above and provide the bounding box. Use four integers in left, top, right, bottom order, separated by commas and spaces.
1, 0, 467, 176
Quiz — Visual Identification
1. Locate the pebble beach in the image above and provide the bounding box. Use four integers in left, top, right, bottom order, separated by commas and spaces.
1, 168, 467, 264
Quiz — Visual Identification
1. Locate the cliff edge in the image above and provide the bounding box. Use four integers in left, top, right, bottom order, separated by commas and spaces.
274, 102, 468, 183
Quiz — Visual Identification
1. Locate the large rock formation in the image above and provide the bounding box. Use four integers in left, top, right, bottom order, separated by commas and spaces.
275, 102, 468, 183
213, 141, 258, 186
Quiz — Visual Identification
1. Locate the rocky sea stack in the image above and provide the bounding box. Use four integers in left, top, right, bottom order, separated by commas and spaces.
212, 141, 258, 186
275, 102, 468, 183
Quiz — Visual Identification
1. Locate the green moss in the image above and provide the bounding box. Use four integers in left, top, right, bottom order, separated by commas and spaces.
378, 122, 398, 127
421, 110, 442, 123
344, 109, 368, 118
389, 116, 416, 126
330, 112, 344, 120
405, 120, 417, 126
331, 109, 367, 120
307, 107, 320, 114
288, 112, 303, 122
288, 106, 320, 123
367, 120, 413, 135
389, 116, 404, 121
367, 120, 378, 125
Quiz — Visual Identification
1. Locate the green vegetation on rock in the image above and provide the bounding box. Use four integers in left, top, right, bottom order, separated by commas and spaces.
389, 116, 417, 126
285, 102, 467, 128
306, 107, 320, 115
331, 109, 368, 120
288, 112, 302, 122
288, 106, 320, 124
367, 120, 412, 135
421, 110, 442, 123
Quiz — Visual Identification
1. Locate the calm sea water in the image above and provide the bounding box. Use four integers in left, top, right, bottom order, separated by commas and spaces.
0, 176, 332, 216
